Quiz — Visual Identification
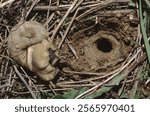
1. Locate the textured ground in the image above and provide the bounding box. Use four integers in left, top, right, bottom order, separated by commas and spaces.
0, 0, 149, 99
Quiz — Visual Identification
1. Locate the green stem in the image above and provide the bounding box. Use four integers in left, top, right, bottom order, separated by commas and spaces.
139, 0, 150, 63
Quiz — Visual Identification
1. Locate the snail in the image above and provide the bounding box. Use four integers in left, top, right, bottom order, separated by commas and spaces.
7, 21, 59, 81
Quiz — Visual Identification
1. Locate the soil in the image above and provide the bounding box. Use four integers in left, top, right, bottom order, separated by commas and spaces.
1, 0, 147, 99
59, 12, 137, 75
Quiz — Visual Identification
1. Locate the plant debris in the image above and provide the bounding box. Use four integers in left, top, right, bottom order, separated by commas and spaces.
0, 0, 150, 99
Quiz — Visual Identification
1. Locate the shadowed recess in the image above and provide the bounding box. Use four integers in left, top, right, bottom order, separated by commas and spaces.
96, 38, 113, 53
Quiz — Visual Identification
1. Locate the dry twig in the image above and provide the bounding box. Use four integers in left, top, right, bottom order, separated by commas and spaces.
0, 0, 15, 8
49, 0, 79, 42
13, 65, 37, 99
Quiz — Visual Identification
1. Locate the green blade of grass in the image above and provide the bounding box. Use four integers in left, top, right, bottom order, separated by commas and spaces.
139, 0, 150, 63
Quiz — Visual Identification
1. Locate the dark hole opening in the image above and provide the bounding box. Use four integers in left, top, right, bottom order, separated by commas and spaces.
96, 38, 112, 53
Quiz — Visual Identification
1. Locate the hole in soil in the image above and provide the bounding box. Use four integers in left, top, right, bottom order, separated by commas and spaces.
96, 38, 112, 53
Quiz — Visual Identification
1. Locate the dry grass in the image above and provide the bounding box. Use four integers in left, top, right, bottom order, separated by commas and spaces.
0, 0, 149, 99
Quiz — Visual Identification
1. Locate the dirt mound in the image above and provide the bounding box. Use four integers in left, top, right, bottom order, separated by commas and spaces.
60, 13, 135, 75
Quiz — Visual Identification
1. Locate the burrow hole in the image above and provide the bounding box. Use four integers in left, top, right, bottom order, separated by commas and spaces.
96, 38, 113, 53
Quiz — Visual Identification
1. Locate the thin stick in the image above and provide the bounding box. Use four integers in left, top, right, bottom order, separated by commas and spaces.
34, 5, 70, 11
33, 0, 129, 11
44, 13, 55, 27
76, 0, 130, 20
13, 65, 37, 99
0, 0, 15, 8
20, 67, 39, 92
45, 0, 52, 29
26, 0, 40, 19
67, 41, 79, 59
58, 9, 78, 49
49, 0, 78, 42
11, 88, 73, 94
62, 69, 105, 76
0, 84, 10, 89
59, 32, 78, 58
57, 84, 96, 88
49, 82, 57, 95
58, 68, 120, 85
71, 0, 83, 13
4, 69, 14, 99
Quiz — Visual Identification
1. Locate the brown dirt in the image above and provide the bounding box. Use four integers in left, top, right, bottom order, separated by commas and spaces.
1, 0, 148, 99
59, 12, 137, 75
